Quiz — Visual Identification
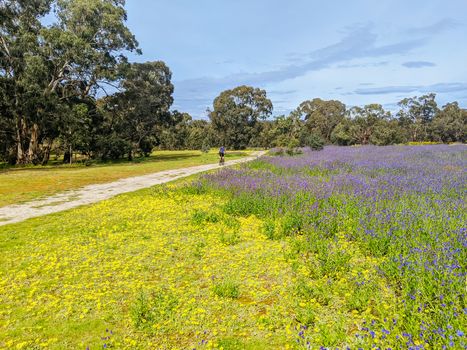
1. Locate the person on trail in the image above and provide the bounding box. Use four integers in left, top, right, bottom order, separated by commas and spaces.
219, 146, 225, 164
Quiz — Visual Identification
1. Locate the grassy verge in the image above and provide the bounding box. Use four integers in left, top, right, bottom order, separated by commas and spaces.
0, 150, 249, 207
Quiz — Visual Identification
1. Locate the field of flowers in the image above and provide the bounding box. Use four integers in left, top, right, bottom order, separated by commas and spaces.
0, 145, 465, 349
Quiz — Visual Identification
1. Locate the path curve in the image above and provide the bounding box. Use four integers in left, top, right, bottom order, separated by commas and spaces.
0, 151, 266, 226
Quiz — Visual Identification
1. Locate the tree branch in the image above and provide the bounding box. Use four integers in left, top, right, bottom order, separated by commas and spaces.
96, 80, 122, 91
47, 60, 70, 93
0, 35, 11, 58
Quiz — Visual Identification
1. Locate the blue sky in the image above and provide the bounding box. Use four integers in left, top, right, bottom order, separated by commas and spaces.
124, 0, 467, 118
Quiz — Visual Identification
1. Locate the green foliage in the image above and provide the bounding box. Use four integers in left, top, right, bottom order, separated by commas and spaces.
279, 212, 304, 237
304, 133, 324, 150
295, 98, 346, 143
0, 0, 140, 164
431, 102, 466, 143
296, 304, 316, 326
330, 119, 354, 145
158, 111, 192, 150
189, 120, 214, 150
223, 193, 273, 217
268, 114, 303, 148
105, 61, 174, 160
262, 219, 277, 239
0, 1, 463, 166
285, 138, 301, 155
201, 140, 211, 153
318, 248, 352, 276
216, 338, 244, 350
346, 280, 376, 312
370, 119, 405, 145
191, 209, 221, 225
213, 279, 240, 299
318, 320, 347, 347
209, 85, 273, 150
397, 93, 439, 142
193, 239, 207, 259
131, 289, 178, 331
331, 104, 404, 146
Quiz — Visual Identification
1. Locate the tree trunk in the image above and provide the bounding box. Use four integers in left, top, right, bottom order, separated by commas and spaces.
41, 139, 52, 165
412, 123, 420, 142
15, 118, 43, 165
15, 117, 27, 164
27, 123, 40, 164
63, 147, 72, 164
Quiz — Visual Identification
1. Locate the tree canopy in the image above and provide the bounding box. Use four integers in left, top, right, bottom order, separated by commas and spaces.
0, 0, 142, 164
294, 98, 346, 143
209, 85, 272, 149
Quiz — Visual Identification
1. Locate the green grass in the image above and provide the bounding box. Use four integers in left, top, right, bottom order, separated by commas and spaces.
213, 280, 240, 299
0, 149, 249, 207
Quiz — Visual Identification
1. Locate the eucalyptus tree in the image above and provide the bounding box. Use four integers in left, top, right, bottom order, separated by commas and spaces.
294, 98, 346, 143
397, 93, 438, 142
109, 61, 174, 159
0, 0, 53, 163
0, 0, 139, 164
431, 102, 466, 143
332, 104, 394, 145
267, 114, 303, 148
159, 111, 192, 150
209, 85, 273, 149
186, 119, 214, 150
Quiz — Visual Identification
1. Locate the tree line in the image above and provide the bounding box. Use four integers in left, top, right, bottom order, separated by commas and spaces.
162, 88, 466, 151
1, 1, 465, 165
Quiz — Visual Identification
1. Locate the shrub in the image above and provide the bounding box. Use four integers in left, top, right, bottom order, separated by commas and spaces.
286, 138, 301, 155
304, 133, 324, 151
269, 147, 285, 156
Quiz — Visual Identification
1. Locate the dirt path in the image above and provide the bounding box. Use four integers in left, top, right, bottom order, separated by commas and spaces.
0, 151, 265, 226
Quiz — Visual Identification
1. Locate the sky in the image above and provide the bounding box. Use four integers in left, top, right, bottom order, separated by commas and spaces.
124, 0, 467, 118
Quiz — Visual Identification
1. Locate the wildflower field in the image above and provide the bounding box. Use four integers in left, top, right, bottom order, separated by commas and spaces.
0, 145, 466, 349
